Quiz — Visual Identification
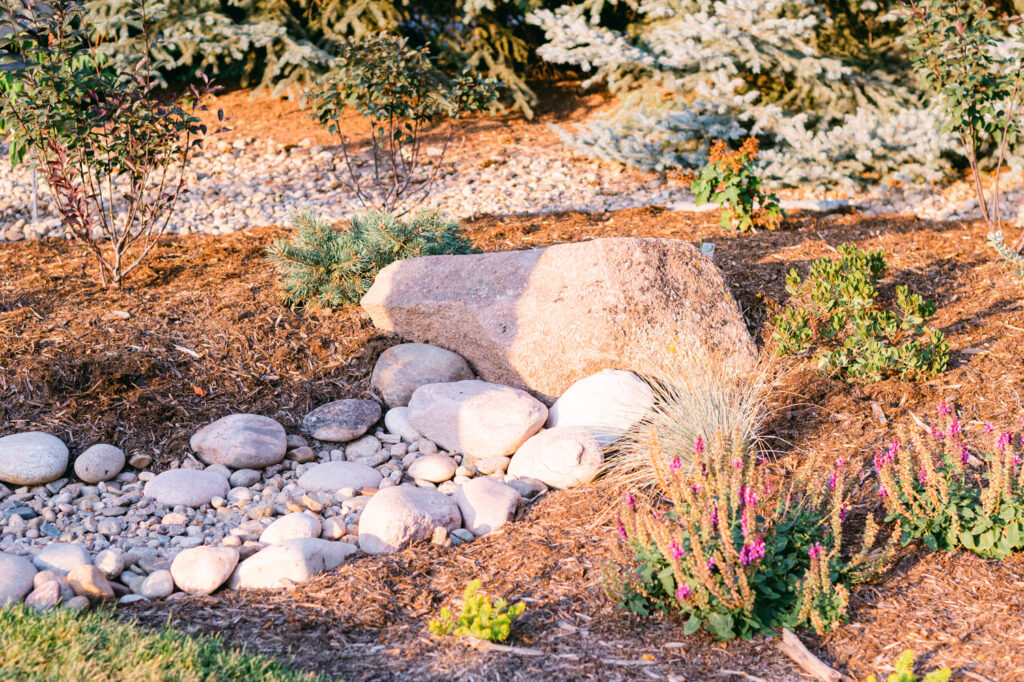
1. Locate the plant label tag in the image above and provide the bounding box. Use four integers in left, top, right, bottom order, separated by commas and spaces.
700, 241, 716, 258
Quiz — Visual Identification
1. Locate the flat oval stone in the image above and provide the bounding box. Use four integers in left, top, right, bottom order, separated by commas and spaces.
296, 461, 382, 493
32, 543, 91, 574
408, 380, 547, 463
507, 425, 604, 489
144, 470, 229, 507
190, 414, 287, 469
302, 400, 381, 442
170, 546, 239, 595
259, 512, 322, 545
371, 343, 474, 407
358, 485, 462, 555
0, 432, 69, 486
407, 454, 458, 483
0, 552, 37, 605
74, 444, 125, 483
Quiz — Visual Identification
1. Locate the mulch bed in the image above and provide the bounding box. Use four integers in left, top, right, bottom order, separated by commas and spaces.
3, 207, 1024, 680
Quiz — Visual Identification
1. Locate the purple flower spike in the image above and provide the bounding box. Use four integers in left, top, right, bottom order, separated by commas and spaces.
625, 491, 636, 510
694, 435, 705, 455
617, 519, 627, 540
960, 443, 969, 464
879, 485, 888, 498
808, 543, 824, 560
669, 540, 685, 559
999, 432, 1013, 451
937, 401, 952, 416
670, 456, 682, 472
985, 423, 995, 433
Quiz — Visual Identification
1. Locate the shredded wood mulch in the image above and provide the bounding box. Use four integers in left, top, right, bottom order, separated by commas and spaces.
3, 207, 1024, 680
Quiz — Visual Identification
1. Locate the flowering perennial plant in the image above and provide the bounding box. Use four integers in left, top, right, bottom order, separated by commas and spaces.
773, 244, 948, 383
690, 138, 784, 233
607, 431, 892, 640
877, 404, 1024, 560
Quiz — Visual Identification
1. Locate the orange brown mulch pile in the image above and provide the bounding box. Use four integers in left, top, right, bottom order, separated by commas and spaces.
3, 208, 1024, 680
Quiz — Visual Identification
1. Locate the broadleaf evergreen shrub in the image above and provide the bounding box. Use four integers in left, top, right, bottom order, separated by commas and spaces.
606, 432, 894, 640
877, 403, 1024, 560
267, 208, 474, 309
773, 244, 949, 383
690, 138, 784, 233
428, 580, 526, 643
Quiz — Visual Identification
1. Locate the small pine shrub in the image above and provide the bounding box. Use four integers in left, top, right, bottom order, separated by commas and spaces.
428, 580, 526, 643
690, 138, 783, 233
865, 649, 952, 682
773, 244, 949, 383
877, 403, 1024, 560
267, 208, 474, 308
606, 431, 893, 640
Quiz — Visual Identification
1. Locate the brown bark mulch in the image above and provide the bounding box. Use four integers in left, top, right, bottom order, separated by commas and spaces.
3, 208, 1024, 680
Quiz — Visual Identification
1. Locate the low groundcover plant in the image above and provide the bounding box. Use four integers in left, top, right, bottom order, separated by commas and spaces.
605, 430, 893, 640
429, 580, 525, 643
877, 402, 1024, 560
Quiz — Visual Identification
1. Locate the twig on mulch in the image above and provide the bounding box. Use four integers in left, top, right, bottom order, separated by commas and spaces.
778, 629, 844, 681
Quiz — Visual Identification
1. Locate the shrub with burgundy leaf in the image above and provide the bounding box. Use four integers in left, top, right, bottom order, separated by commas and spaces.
0, 0, 224, 287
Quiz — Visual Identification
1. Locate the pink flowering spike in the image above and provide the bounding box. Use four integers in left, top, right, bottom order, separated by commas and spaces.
984, 423, 994, 433
947, 417, 961, 438
733, 458, 743, 469
625, 491, 635, 510
670, 456, 682, 472
937, 401, 951, 416
808, 543, 823, 560
839, 505, 847, 522
669, 540, 684, 559
998, 432, 1013, 451
694, 435, 705, 455
617, 519, 627, 540
676, 583, 691, 601
879, 485, 888, 498
960, 444, 969, 464
707, 557, 716, 571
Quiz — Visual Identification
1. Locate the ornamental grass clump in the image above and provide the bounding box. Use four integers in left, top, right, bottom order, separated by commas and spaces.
613, 342, 776, 494
690, 138, 784, 233
606, 431, 893, 640
773, 244, 949, 383
877, 402, 1024, 560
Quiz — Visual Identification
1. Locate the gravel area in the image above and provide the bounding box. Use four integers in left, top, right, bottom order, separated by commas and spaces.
2, 135, 1022, 243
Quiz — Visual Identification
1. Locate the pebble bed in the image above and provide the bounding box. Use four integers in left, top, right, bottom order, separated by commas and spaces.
2, 137, 1020, 244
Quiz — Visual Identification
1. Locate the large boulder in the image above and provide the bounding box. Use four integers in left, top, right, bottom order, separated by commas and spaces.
361, 237, 755, 402
0, 432, 69, 486
190, 414, 287, 469
358, 485, 462, 555
371, 343, 475, 407
407, 380, 546, 463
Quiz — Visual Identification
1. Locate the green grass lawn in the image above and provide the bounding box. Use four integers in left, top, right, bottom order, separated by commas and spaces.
0, 606, 326, 682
